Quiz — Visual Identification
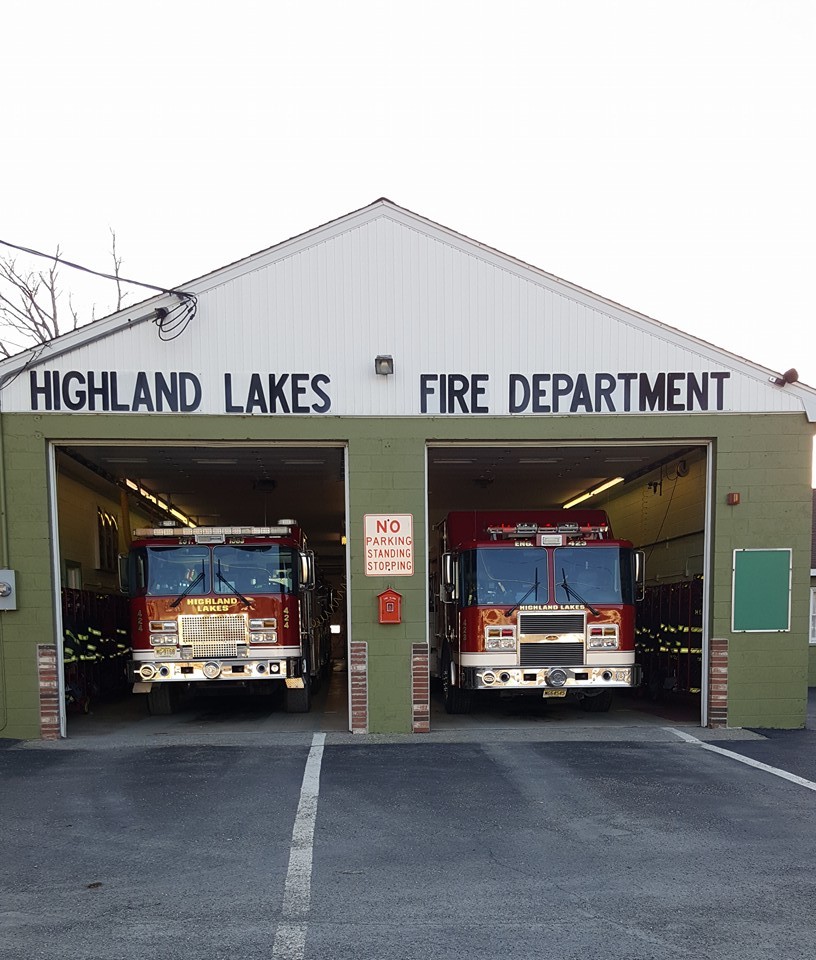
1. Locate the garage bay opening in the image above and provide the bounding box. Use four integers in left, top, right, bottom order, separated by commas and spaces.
427, 443, 709, 726
53, 443, 348, 735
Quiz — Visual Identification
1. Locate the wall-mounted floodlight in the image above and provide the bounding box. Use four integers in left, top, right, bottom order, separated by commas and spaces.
374, 355, 394, 376
769, 368, 799, 387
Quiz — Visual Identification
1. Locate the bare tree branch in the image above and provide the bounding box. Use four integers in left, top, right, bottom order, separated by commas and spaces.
0, 234, 126, 357
110, 228, 126, 313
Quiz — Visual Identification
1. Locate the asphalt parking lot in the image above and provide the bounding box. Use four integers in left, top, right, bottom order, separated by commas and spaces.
2, 691, 815, 960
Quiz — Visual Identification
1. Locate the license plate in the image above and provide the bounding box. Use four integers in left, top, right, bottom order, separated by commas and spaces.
542, 689, 567, 698
153, 646, 177, 656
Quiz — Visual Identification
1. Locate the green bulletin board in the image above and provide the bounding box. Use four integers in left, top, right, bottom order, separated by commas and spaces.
732, 548, 792, 632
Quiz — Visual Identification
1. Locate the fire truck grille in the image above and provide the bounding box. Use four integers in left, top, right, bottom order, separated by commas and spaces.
178, 614, 248, 659
520, 642, 584, 667
518, 613, 585, 635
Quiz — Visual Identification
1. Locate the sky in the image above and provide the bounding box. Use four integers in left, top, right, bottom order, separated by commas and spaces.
3, 1, 814, 472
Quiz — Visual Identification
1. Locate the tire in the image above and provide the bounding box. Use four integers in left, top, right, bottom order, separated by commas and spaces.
284, 673, 312, 713
646, 670, 664, 702
147, 683, 176, 716
578, 689, 613, 713
441, 659, 473, 715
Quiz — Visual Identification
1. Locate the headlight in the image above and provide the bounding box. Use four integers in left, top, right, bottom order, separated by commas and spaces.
149, 620, 177, 633
485, 636, 516, 650
250, 632, 278, 644
484, 627, 516, 650
588, 626, 619, 650
250, 618, 277, 630
150, 634, 179, 646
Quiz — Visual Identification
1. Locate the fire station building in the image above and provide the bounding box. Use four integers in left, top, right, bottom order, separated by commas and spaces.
0, 199, 813, 740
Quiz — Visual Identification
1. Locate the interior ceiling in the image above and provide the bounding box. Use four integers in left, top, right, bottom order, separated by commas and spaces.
58, 441, 691, 569
426, 443, 690, 529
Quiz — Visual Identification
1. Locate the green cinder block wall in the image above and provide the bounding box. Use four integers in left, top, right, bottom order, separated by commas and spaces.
0, 410, 812, 738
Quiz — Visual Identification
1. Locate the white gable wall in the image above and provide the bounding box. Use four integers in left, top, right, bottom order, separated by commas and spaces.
0, 203, 812, 420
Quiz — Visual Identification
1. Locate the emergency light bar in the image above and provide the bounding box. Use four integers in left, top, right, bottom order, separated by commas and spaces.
133, 525, 293, 538
487, 522, 610, 541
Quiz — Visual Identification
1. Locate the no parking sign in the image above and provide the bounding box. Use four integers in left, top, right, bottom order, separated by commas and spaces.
363, 514, 414, 576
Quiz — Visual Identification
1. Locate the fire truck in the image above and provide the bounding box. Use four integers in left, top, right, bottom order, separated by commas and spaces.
121, 521, 329, 715
432, 510, 643, 713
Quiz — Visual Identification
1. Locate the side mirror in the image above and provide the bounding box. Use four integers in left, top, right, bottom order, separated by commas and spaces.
635, 550, 646, 601
300, 551, 316, 591
118, 554, 130, 596
442, 552, 457, 602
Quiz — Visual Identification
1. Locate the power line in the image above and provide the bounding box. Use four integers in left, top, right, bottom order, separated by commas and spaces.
0, 237, 192, 297
0, 237, 197, 342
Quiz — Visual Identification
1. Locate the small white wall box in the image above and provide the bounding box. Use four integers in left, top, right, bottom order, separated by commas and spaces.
0, 570, 17, 610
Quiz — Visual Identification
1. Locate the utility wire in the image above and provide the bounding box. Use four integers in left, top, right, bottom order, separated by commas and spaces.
0, 237, 198, 341
0, 237, 193, 297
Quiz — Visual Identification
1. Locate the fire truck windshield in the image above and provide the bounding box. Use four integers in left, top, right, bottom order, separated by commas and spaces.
134, 543, 299, 598
459, 548, 550, 607
141, 546, 211, 597
212, 545, 298, 595
553, 547, 634, 604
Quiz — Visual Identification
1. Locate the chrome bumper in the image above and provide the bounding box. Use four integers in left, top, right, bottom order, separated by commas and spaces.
128, 657, 290, 684
468, 664, 640, 691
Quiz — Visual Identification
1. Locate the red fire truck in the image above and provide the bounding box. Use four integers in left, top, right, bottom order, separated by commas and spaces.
122, 521, 329, 714
432, 510, 643, 713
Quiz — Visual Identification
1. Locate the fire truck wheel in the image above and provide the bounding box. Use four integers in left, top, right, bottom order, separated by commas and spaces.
284, 674, 312, 713
578, 689, 613, 713
147, 683, 177, 716
441, 660, 473, 715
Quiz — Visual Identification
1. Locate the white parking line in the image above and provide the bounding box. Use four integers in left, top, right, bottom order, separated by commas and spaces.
667, 727, 816, 792
272, 733, 326, 960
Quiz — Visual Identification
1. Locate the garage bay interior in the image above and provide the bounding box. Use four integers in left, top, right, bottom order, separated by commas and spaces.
427, 442, 708, 724
52, 438, 709, 733
54, 443, 349, 731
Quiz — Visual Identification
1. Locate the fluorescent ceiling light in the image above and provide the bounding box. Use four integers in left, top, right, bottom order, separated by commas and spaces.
563, 476, 624, 509
193, 458, 238, 465
105, 457, 149, 463
604, 457, 644, 463
283, 459, 325, 465
518, 458, 562, 463
435, 458, 475, 464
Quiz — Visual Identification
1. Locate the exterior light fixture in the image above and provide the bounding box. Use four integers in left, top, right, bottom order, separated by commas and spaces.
374, 355, 394, 376
563, 476, 624, 509
769, 368, 799, 387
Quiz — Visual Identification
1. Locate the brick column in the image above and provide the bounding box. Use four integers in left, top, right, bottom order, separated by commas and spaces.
708, 637, 728, 728
350, 640, 368, 734
411, 643, 430, 733
37, 644, 61, 740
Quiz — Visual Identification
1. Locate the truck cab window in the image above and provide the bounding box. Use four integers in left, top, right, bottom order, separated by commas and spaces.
144, 546, 211, 597
212, 545, 298, 594
459, 548, 549, 607
554, 547, 633, 604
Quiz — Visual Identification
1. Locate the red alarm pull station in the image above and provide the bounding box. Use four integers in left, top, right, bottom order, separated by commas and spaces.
726, 492, 741, 506
378, 588, 402, 624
